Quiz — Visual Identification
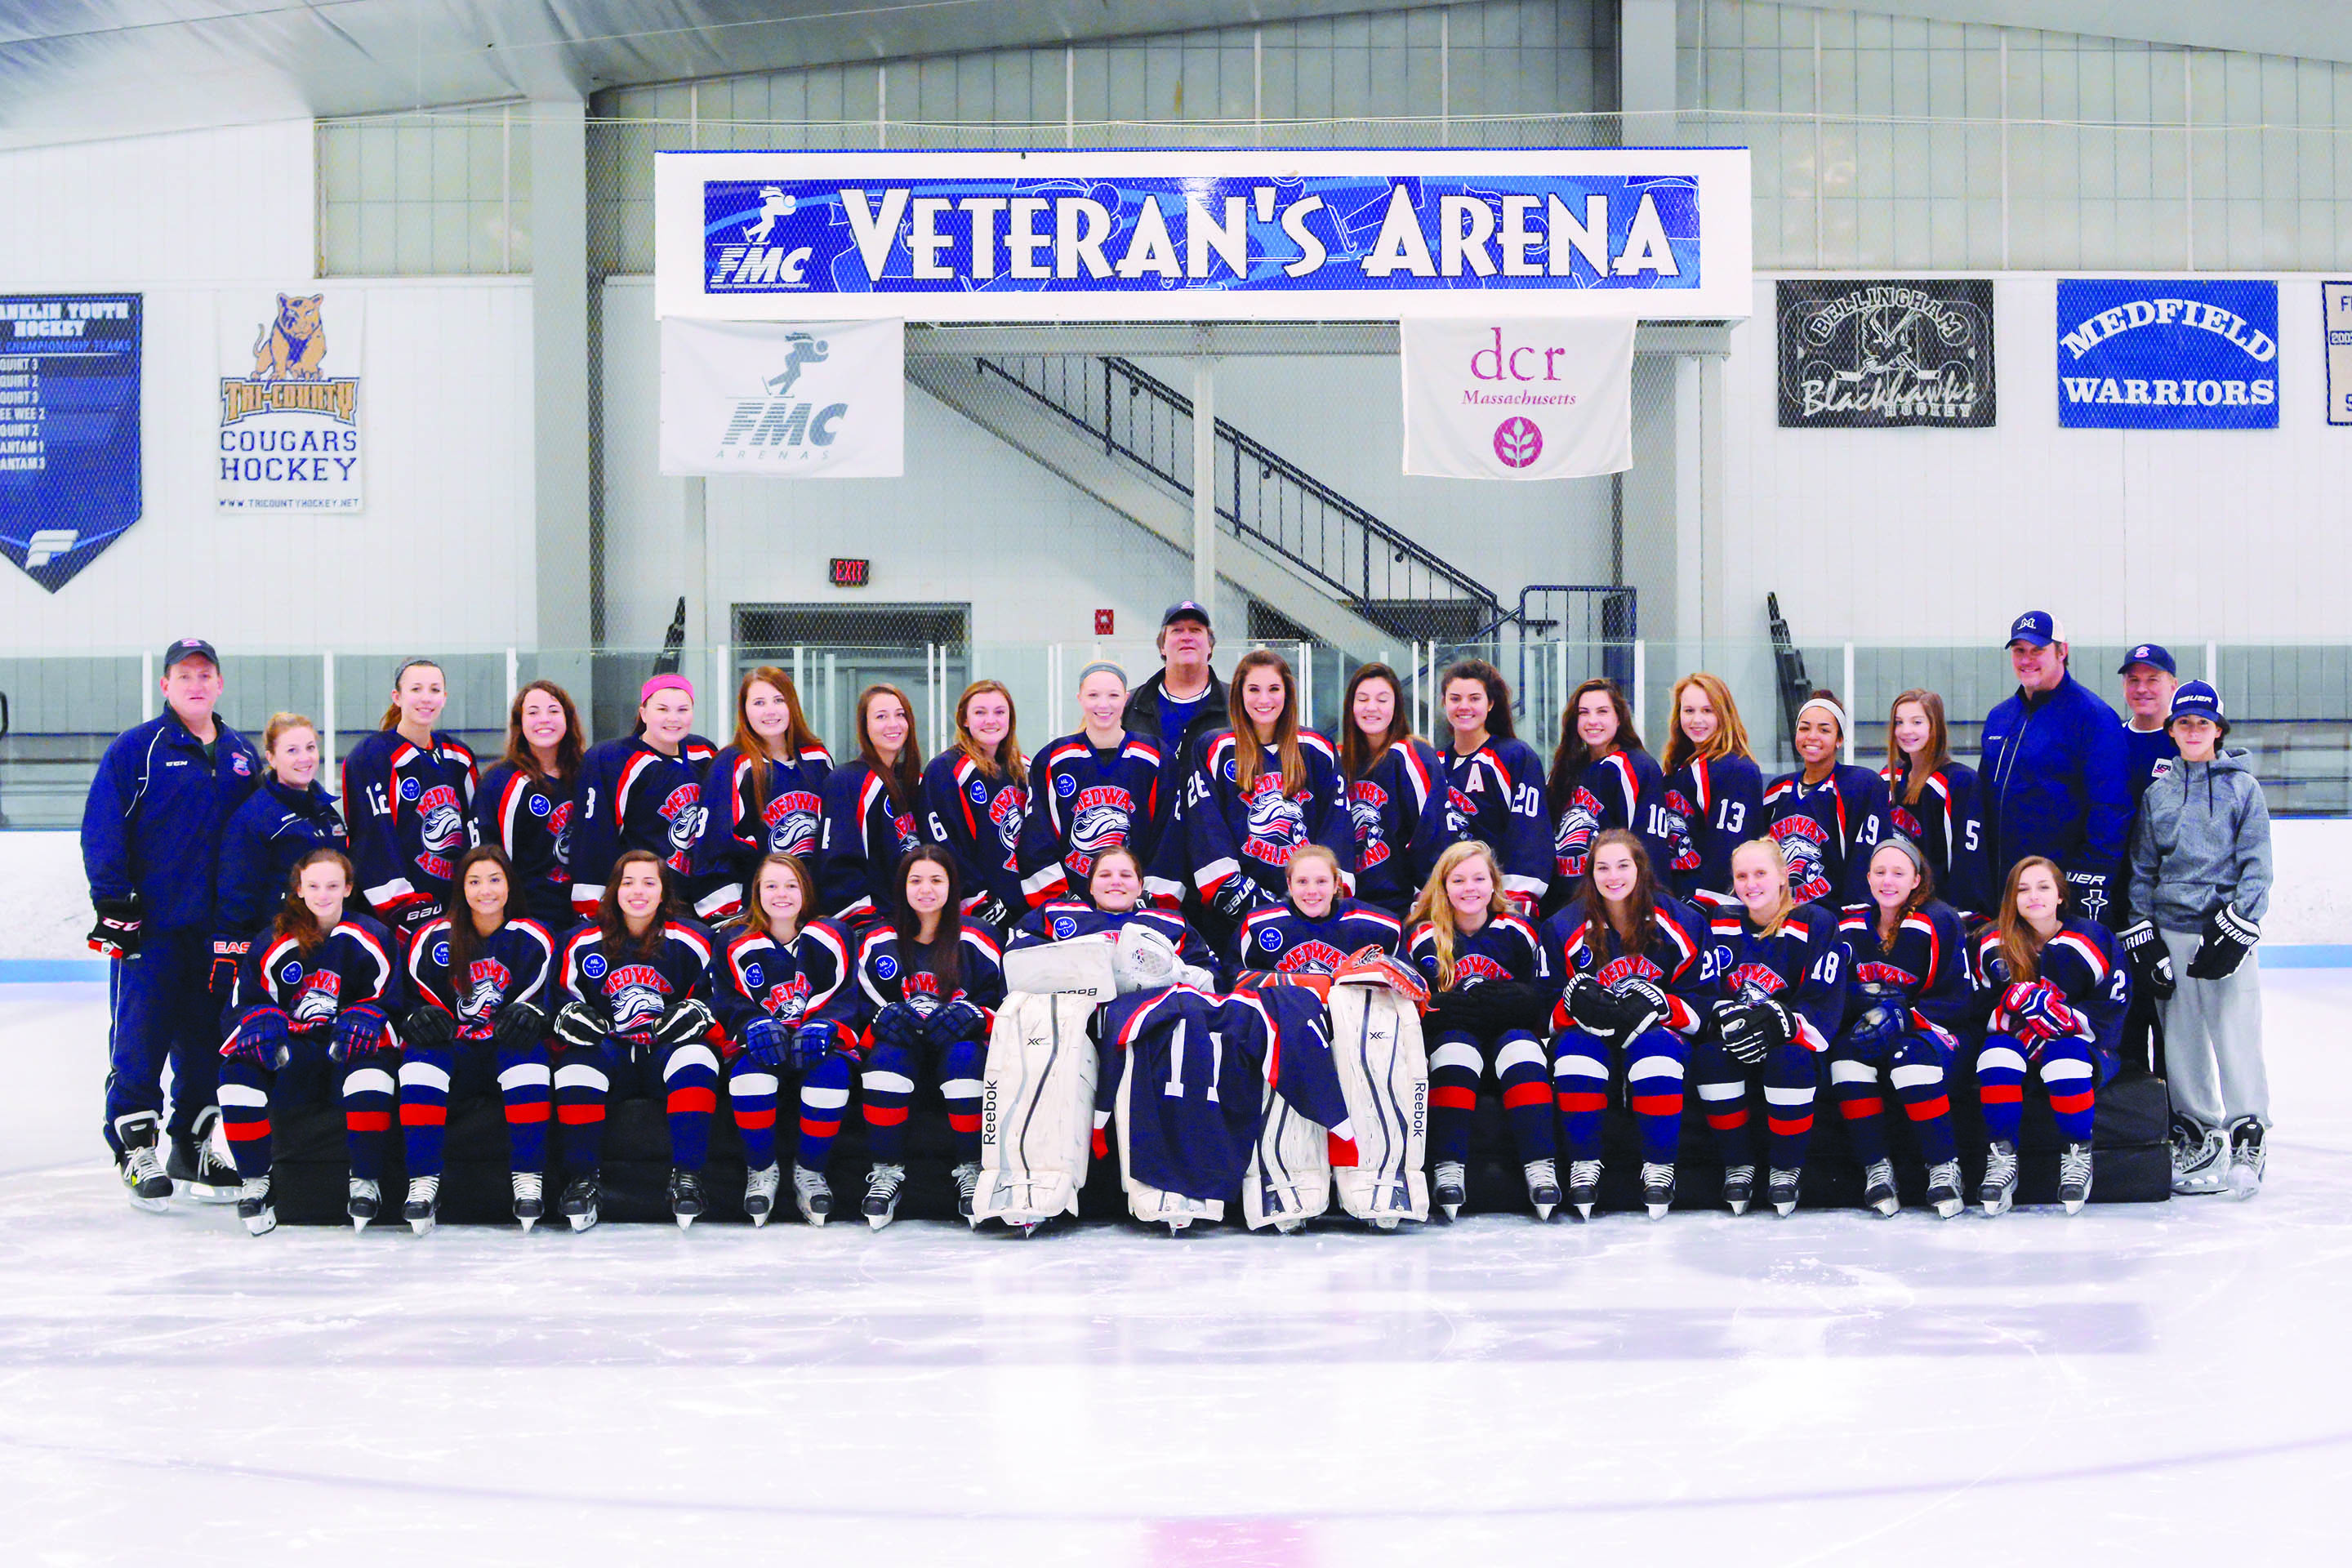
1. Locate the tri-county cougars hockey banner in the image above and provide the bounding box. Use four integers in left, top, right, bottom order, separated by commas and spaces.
660, 317, 903, 478
654, 149, 1752, 322
216, 292, 364, 513
1401, 318, 1633, 479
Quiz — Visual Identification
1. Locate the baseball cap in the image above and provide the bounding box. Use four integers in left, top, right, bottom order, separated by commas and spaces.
162, 637, 219, 672
2167, 681, 2228, 730
2006, 611, 2067, 649
2117, 643, 2176, 676
1160, 600, 1213, 630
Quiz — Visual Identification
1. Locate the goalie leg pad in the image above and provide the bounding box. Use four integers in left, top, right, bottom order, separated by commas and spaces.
1324, 984, 1429, 1225
970, 992, 1100, 1227
1243, 1081, 1331, 1231
1000, 938, 1119, 1004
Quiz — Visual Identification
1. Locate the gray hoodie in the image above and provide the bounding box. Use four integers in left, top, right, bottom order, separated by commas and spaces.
2127, 747, 2272, 933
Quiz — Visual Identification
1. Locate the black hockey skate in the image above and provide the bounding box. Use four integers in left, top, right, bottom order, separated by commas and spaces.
403, 1174, 440, 1236
559, 1173, 601, 1232
1924, 1160, 1964, 1219
113, 1112, 172, 1212
1861, 1159, 1900, 1218
793, 1165, 833, 1227
1722, 1164, 1756, 1216
1566, 1160, 1601, 1220
1432, 1160, 1467, 1220
863, 1163, 906, 1230
167, 1107, 241, 1202
347, 1177, 381, 1233
1641, 1161, 1676, 1219
2172, 1123, 2226, 1195
742, 1164, 781, 1227
237, 1175, 276, 1236
2056, 1141, 2094, 1214
952, 1161, 982, 1219
669, 1166, 706, 1229
1522, 1158, 1560, 1222
1980, 1139, 2018, 1216
511, 1171, 545, 1232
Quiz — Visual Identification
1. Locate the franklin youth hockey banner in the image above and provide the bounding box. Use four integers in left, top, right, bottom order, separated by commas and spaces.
2056, 278, 2278, 430
1401, 318, 1633, 479
660, 316, 904, 478
217, 292, 364, 512
654, 149, 1752, 322
0, 293, 140, 593
1777, 279, 1994, 428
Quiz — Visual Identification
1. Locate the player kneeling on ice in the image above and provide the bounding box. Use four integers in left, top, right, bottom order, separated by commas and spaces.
1972, 857, 2130, 1215
1831, 840, 1976, 1218
548, 851, 724, 1231
216, 849, 401, 1235
399, 848, 556, 1233
852, 847, 1007, 1227
710, 853, 859, 1226
1546, 830, 1714, 1219
1407, 841, 1554, 1219
1695, 840, 1846, 1217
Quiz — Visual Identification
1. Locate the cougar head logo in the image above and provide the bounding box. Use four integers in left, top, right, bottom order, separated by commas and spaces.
252, 294, 327, 381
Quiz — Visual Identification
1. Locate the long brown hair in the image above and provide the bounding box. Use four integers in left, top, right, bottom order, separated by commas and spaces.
891, 844, 965, 993
379, 658, 445, 732
854, 684, 924, 811
1730, 837, 1797, 937
1339, 662, 1414, 782
272, 848, 358, 954
1438, 658, 1517, 742
1407, 840, 1507, 992
1886, 688, 1952, 808
1573, 827, 1658, 960
498, 679, 584, 785
741, 853, 816, 942
1663, 672, 1753, 772
597, 848, 677, 962
1548, 678, 1646, 813
1866, 839, 1937, 953
951, 679, 1027, 786
1227, 648, 1307, 797
732, 668, 826, 800
445, 844, 523, 973
1993, 855, 2065, 985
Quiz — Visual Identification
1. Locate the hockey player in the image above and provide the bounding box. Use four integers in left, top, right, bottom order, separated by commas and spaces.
693, 667, 831, 923
1546, 829, 1715, 1219
1972, 855, 2130, 1215
1832, 839, 1975, 1219
1232, 844, 1402, 977
341, 658, 479, 947
1407, 840, 1554, 1219
1544, 678, 1667, 902
472, 681, 583, 929
1980, 610, 2132, 922
710, 852, 859, 1227
548, 849, 723, 1231
1437, 659, 1552, 914
570, 675, 719, 920
817, 684, 926, 922
215, 713, 347, 1016
1337, 663, 1455, 915
1659, 673, 1765, 908
399, 846, 555, 1233
1694, 840, 1847, 1218
215, 849, 400, 1236
1018, 662, 1172, 910
82, 636, 265, 1209
1011, 847, 1218, 978
1183, 648, 1354, 927
922, 680, 1029, 927
1762, 692, 1891, 907
2123, 682, 2272, 1197
1882, 689, 1990, 918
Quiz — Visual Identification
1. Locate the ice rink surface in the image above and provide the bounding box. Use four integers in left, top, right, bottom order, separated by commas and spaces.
4, 976, 2346, 1567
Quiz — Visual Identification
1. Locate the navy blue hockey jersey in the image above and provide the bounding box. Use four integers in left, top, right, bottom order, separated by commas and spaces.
341, 728, 479, 922
1972, 917, 2130, 1056
1762, 764, 1891, 908
1015, 733, 1171, 907
852, 921, 1008, 1028
1405, 911, 1548, 991
404, 915, 555, 1042
1880, 760, 1992, 916
1659, 752, 1764, 905
1183, 729, 1355, 911
1550, 747, 1666, 889
1233, 898, 1404, 977
1345, 738, 1455, 915
1544, 894, 1716, 1036
228, 912, 400, 1034
1704, 902, 1851, 1053
1440, 737, 1552, 907
709, 917, 856, 1041
557, 917, 717, 1047
691, 743, 831, 921
923, 751, 1029, 915
474, 762, 577, 929
569, 735, 719, 916
817, 760, 925, 920
1834, 898, 1976, 1040
1010, 901, 1218, 973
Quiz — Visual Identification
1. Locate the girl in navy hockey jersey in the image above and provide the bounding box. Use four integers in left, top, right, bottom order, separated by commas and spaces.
548, 849, 723, 1231
1545, 678, 1666, 902
1337, 663, 1455, 915
1232, 844, 1401, 978
1762, 691, 1891, 908
1659, 673, 1765, 909
817, 684, 926, 923
1972, 856, 2129, 1216
851, 846, 1007, 1227
1693, 840, 1848, 1218
1017, 663, 1172, 909
1184, 648, 1354, 924
1011, 847, 1217, 978
693, 667, 831, 923
923, 680, 1029, 928
474, 680, 584, 930
570, 675, 719, 919
1408, 840, 1555, 1219
1437, 659, 1552, 913
1832, 839, 1975, 1219
215, 713, 347, 1002
398, 846, 555, 1234
342, 658, 479, 945
216, 849, 401, 1236
1882, 689, 1991, 918
710, 852, 858, 1227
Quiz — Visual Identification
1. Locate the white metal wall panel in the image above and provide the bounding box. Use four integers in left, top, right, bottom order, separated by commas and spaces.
0, 122, 313, 283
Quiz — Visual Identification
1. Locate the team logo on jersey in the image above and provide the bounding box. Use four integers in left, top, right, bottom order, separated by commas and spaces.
760, 971, 812, 1024
399, 777, 421, 802
1348, 781, 1391, 869
457, 957, 515, 1040
1054, 772, 1077, 798
1891, 803, 1925, 842
278, 960, 304, 986
288, 967, 344, 1028
1854, 959, 1919, 990
1277, 940, 1348, 974
1659, 788, 1702, 874
901, 969, 942, 1017
605, 964, 670, 1037
417, 783, 466, 880
969, 779, 990, 805
1594, 953, 1665, 987
742, 961, 764, 990
892, 812, 920, 853
1553, 787, 1604, 879
528, 791, 551, 818
231, 752, 252, 776
1241, 777, 1308, 864
1770, 816, 1833, 902
874, 953, 898, 980
1444, 784, 1476, 838
988, 784, 1027, 869
762, 790, 822, 858
1051, 915, 1078, 940
658, 783, 704, 870
431, 941, 452, 967
581, 952, 608, 981
1066, 786, 1134, 877
1258, 926, 1285, 952
548, 800, 574, 864
1454, 953, 1509, 986
1723, 960, 1788, 996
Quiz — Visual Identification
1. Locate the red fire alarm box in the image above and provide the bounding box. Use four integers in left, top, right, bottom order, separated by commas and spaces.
1094, 608, 1115, 635
830, 558, 870, 587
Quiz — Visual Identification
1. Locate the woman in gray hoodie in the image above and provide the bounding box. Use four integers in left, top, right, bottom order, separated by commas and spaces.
2122, 682, 2272, 1196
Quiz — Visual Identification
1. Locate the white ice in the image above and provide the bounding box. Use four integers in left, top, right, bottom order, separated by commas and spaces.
4, 975, 2348, 1567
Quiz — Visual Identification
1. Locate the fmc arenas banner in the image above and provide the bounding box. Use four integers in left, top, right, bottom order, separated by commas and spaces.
0, 293, 140, 594
653, 149, 1753, 322
2056, 278, 2278, 430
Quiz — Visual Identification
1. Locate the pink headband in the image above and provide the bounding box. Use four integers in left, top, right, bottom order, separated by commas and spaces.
640, 674, 694, 703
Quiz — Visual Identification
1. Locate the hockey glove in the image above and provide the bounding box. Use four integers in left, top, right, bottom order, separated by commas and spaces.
87, 896, 142, 960
2117, 919, 2177, 1001
1559, 973, 1620, 1037
329, 1004, 392, 1063
207, 938, 249, 1002
868, 1000, 929, 1057
1716, 996, 1793, 1066
792, 1021, 846, 1070
2012, 980, 2083, 1045
1610, 978, 1673, 1040
966, 893, 1016, 930
403, 1005, 457, 1049
1334, 946, 1432, 1011
653, 997, 718, 1048
489, 1001, 546, 1054
1209, 876, 1265, 920
1843, 1002, 1908, 1056
385, 895, 443, 946
927, 998, 990, 1048
2187, 906, 2260, 981
741, 1016, 791, 1069
221, 1006, 292, 1069
551, 1000, 612, 1053
1111, 924, 1183, 994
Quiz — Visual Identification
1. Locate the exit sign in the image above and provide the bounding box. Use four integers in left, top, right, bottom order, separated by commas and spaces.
830, 558, 870, 587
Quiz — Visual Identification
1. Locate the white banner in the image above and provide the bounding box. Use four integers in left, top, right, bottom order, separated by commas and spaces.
1401, 318, 1633, 479
660, 317, 903, 478
216, 291, 363, 513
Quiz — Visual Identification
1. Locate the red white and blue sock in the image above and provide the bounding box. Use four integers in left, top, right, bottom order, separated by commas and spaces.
1550, 1026, 1613, 1160
662, 1040, 720, 1169
341, 1060, 395, 1182
1624, 1028, 1689, 1165
795, 1054, 854, 1172
552, 1045, 614, 1170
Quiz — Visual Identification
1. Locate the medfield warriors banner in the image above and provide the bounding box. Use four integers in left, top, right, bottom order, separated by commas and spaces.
217, 291, 364, 512
1776, 279, 1995, 428
0, 293, 140, 592
659, 317, 904, 478
2056, 278, 2278, 430
1401, 318, 1633, 479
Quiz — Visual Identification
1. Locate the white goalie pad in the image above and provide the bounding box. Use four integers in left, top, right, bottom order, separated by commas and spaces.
1324, 982, 1431, 1226
1000, 936, 1118, 1004
1113, 1051, 1227, 1227
1243, 1081, 1333, 1231
970, 991, 1099, 1228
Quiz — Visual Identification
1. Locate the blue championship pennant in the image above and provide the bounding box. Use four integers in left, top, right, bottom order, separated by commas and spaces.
0, 293, 141, 593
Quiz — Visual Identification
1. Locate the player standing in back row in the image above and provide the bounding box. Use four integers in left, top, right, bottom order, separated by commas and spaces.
341, 657, 479, 949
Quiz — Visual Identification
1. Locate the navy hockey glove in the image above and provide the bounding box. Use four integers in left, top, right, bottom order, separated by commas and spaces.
403, 1005, 457, 1049
2187, 906, 2260, 981
1715, 997, 1791, 1066
927, 998, 990, 1048
2117, 919, 2177, 1001
653, 997, 718, 1048
551, 1000, 612, 1052
966, 893, 1015, 930
221, 1006, 292, 1069
1843, 1001, 1908, 1055
489, 1001, 546, 1053
868, 1000, 929, 1056
1610, 978, 1673, 1040
792, 1021, 844, 1070
87, 896, 142, 960
2062, 868, 2113, 924
1558, 973, 1619, 1036
330, 1004, 392, 1063
207, 937, 249, 1001
741, 1016, 791, 1069
384, 895, 443, 947
1209, 876, 1265, 920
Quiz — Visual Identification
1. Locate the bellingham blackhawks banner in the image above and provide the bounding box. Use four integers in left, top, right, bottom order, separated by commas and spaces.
0, 293, 140, 593
1401, 318, 1633, 479
654, 149, 1752, 322
217, 291, 365, 513
660, 317, 904, 478
1777, 279, 1995, 428
2056, 278, 2278, 430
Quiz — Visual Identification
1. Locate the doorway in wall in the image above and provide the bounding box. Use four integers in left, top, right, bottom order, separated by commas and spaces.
733, 603, 971, 755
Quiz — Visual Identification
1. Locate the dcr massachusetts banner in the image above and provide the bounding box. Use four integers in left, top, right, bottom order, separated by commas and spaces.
1401, 318, 1633, 479
660, 317, 903, 478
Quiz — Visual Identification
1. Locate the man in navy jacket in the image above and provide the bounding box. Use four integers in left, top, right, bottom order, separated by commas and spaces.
80, 638, 264, 1208
1980, 611, 2132, 927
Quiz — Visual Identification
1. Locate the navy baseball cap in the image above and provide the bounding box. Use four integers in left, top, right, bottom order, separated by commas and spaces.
2167, 681, 2228, 730
1160, 600, 1212, 629
2118, 643, 2176, 676
2006, 611, 2067, 648
162, 637, 219, 671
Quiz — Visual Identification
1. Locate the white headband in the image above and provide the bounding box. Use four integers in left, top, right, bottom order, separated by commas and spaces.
1797, 695, 1849, 734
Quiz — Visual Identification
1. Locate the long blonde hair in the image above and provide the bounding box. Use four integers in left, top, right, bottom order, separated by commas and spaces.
951, 679, 1027, 786
1662, 672, 1753, 772
1408, 840, 1508, 992
1731, 838, 1797, 937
